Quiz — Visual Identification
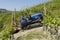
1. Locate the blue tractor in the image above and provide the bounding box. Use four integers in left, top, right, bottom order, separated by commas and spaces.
20, 13, 43, 30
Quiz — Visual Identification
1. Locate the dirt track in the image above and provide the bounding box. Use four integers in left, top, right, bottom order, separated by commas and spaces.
14, 27, 43, 39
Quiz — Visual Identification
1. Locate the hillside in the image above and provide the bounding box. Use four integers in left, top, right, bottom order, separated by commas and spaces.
19, 0, 60, 25
0, 0, 60, 40
15, 0, 60, 40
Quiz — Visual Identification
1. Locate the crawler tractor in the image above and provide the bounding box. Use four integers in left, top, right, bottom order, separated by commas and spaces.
20, 13, 43, 30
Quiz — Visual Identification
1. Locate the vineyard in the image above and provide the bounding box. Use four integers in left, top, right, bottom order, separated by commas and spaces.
0, 0, 60, 40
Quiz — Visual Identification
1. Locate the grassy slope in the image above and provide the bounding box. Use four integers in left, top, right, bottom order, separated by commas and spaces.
16, 0, 60, 40
18, 0, 60, 25
0, 0, 60, 26
0, 0, 60, 39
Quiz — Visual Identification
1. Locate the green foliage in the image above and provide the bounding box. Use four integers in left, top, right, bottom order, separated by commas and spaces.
1, 26, 14, 40
0, 12, 14, 39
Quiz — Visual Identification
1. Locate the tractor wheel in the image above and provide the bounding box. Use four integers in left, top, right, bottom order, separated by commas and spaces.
40, 22, 43, 26
22, 26, 28, 30
37, 20, 43, 27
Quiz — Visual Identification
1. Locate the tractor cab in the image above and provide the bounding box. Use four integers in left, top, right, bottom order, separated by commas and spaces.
30, 13, 43, 20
